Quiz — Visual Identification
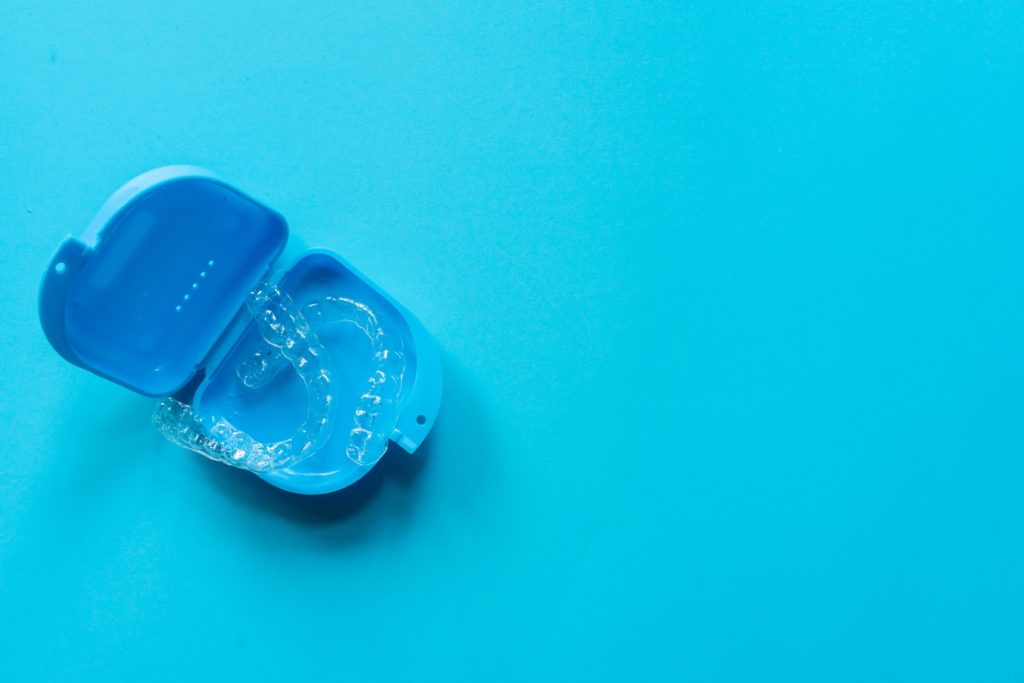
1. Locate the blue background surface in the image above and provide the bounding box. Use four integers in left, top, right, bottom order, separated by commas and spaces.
2, 2, 1022, 680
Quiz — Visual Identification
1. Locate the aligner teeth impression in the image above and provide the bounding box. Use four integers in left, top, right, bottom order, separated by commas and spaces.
152, 283, 405, 472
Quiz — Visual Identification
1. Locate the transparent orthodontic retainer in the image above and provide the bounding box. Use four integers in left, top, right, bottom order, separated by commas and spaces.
38, 166, 443, 494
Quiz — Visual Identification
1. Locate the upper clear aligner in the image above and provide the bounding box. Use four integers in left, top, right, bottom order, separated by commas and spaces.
152, 283, 405, 473
237, 295, 406, 468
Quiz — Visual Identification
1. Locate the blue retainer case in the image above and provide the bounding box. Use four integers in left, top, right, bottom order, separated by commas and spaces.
39, 166, 442, 495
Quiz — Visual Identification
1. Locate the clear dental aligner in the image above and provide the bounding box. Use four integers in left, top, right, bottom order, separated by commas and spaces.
152, 282, 336, 472
238, 296, 406, 468
152, 283, 406, 473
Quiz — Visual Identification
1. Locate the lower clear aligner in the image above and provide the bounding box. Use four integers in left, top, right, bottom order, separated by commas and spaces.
152, 283, 405, 473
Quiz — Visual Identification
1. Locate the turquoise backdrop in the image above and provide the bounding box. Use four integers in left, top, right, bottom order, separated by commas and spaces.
2, 2, 1023, 680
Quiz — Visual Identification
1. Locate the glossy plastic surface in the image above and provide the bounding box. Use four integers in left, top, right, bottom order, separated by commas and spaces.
39, 166, 287, 396
38, 166, 442, 495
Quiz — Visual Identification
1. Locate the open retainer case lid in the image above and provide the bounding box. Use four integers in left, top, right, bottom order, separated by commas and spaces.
39, 166, 442, 494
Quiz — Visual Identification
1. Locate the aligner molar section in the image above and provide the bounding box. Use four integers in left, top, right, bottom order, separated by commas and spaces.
152, 282, 336, 473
